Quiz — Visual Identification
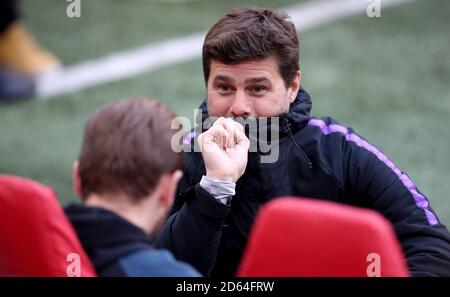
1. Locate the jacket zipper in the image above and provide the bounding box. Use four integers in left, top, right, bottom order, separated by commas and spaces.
281, 117, 313, 169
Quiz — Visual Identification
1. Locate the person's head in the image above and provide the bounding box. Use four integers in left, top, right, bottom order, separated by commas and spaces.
203, 7, 301, 118
72, 98, 183, 236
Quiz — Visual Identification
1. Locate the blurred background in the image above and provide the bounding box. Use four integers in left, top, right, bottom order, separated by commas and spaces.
0, 0, 449, 226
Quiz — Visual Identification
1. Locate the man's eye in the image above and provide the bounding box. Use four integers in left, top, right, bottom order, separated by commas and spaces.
252, 86, 267, 94
217, 85, 232, 93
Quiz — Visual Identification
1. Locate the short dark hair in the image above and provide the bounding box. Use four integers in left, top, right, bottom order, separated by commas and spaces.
78, 98, 183, 201
202, 7, 300, 87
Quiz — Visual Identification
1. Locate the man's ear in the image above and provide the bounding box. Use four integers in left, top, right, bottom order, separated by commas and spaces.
158, 170, 183, 209
72, 161, 83, 200
288, 70, 301, 103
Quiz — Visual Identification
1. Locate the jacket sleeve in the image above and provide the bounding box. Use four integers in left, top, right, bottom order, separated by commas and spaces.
153, 179, 230, 276
343, 131, 450, 276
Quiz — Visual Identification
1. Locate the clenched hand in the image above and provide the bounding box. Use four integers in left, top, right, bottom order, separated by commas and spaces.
198, 117, 250, 183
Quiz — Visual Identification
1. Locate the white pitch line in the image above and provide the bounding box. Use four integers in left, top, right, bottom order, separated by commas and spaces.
36, 0, 414, 99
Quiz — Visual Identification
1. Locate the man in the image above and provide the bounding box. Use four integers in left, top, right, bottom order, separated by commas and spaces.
173, 7, 450, 276
65, 98, 247, 276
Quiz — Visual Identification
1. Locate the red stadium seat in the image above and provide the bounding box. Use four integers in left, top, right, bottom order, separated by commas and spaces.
237, 197, 409, 277
0, 175, 96, 276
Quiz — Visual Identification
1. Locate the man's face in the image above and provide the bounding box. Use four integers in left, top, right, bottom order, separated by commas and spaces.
207, 57, 300, 118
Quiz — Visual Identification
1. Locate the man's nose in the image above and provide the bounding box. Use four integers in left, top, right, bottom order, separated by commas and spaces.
230, 91, 251, 118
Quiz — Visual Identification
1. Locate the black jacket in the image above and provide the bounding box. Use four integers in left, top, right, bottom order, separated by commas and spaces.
65, 204, 201, 276
171, 88, 450, 277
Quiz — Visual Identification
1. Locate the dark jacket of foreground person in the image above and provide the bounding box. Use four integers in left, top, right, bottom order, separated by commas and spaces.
65, 204, 202, 276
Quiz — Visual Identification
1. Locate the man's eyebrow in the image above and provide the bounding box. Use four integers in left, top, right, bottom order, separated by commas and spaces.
244, 77, 271, 84
212, 75, 234, 83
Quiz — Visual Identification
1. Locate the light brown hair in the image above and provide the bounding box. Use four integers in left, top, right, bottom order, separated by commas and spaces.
78, 98, 182, 200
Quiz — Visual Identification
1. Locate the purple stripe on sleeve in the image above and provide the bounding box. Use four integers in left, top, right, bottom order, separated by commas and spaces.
183, 131, 196, 145
308, 118, 438, 225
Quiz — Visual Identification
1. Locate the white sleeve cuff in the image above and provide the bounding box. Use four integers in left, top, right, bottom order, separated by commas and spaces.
199, 175, 236, 205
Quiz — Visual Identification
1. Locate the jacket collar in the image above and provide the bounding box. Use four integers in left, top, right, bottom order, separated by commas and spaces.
65, 203, 153, 270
